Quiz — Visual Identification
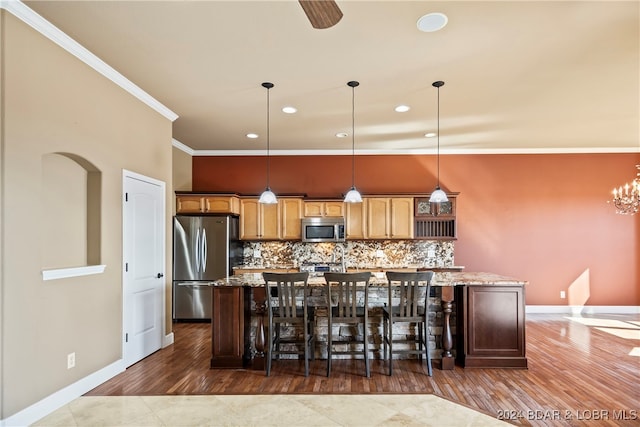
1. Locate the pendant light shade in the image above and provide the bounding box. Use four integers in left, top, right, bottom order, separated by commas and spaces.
429, 80, 449, 204
259, 82, 278, 204
258, 188, 277, 204
344, 81, 362, 203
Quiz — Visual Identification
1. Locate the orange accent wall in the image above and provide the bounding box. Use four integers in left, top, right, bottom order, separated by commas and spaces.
193, 153, 640, 306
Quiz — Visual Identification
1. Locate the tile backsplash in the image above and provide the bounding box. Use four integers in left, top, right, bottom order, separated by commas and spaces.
241, 240, 455, 269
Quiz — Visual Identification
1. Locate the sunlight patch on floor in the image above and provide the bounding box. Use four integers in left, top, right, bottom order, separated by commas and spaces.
595, 327, 640, 340
564, 316, 640, 329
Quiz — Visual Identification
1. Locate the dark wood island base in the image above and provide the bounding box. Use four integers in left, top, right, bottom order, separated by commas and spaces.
210, 272, 528, 371
455, 284, 528, 369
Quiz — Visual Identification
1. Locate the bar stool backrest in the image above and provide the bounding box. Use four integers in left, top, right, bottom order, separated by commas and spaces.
263, 272, 310, 318
385, 271, 434, 317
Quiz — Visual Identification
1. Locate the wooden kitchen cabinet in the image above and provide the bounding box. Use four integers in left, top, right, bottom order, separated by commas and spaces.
239, 198, 279, 240
279, 198, 303, 240
345, 201, 366, 239
455, 285, 527, 368
204, 196, 240, 214
366, 198, 390, 239
414, 193, 458, 240
365, 197, 414, 239
176, 193, 240, 215
210, 286, 250, 368
303, 200, 344, 217
390, 197, 414, 238
176, 195, 204, 213
240, 197, 302, 241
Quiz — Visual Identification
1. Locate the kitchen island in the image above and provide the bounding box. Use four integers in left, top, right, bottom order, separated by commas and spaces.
210, 271, 528, 370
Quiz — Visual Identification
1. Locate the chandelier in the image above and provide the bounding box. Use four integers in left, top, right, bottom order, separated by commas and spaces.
611, 165, 640, 215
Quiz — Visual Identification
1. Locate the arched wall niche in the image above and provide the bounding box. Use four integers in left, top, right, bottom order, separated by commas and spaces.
41, 152, 104, 280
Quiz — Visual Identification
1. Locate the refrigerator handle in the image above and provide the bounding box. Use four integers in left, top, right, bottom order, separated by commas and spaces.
202, 228, 207, 272
195, 228, 201, 273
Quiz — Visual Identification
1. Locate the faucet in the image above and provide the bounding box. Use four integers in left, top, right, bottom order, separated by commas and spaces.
332, 244, 346, 272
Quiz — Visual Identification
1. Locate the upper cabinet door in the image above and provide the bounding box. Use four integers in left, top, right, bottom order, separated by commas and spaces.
204, 196, 240, 214
176, 194, 240, 214
176, 196, 204, 213
362, 197, 414, 239
345, 202, 365, 239
323, 201, 345, 217
366, 198, 390, 239
280, 198, 303, 240
260, 203, 280, 240
390, 198, 414, 239
239, 199, 261, 240
303, 201, 344, 217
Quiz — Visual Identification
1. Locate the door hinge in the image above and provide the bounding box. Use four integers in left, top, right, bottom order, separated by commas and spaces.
125, 333, 128, 343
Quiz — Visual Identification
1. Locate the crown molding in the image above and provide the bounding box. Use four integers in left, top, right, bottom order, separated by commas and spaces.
188, 146, 640, 157
1, 0, 178, 122
172, 139, 195, 156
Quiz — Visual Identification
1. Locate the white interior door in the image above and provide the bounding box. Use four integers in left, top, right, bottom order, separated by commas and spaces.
123, 170, 165, 367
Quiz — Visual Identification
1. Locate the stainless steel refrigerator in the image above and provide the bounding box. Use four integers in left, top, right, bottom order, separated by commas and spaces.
173, 215, 241, 320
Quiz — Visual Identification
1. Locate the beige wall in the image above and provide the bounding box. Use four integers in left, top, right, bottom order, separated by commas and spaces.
0, 11, 173, 418
172, 146, 192, 194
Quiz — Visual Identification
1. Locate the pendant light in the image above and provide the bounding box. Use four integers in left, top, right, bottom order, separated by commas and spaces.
429, 81, 449, 204
344, 80, 363, 203
258, 82, 277, 204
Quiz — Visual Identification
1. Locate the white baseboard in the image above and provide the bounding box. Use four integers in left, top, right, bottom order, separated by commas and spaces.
1, 360, 125, 427
2, 332, 176, 427
163, 331, 174, 347
526, 305, 640, 315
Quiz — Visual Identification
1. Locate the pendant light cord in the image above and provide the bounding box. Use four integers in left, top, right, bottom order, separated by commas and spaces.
347, 80, 359, 189
261, 82, 274, 189
436, 84, 440, 188
432, 80, 444, 189
266, 86, 271, 188
351, 83, 356, 188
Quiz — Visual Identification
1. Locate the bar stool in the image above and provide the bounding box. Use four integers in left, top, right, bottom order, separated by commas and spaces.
383, 271, 435, 376
323, 272, 372, 377
263, 272, 314, 377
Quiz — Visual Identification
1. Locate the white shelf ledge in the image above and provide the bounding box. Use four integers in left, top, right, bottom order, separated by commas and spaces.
42, 265, 106, 281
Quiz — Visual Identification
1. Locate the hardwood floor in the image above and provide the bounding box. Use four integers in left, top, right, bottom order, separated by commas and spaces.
87, 313, 640, 426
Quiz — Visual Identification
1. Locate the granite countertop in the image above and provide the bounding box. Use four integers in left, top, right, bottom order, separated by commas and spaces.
233, 265, 466, 271
214, 271, 527, 287
433, 271, 528, 286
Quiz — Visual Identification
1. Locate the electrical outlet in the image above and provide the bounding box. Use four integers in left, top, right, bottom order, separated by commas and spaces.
427, 249, 436, 258
67, 352, 76, 369
253, 249, 261, 258
376, 250, 384, 258
560, 291, 566, 299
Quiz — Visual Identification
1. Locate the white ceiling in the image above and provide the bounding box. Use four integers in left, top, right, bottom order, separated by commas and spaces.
23, 0, 640, 155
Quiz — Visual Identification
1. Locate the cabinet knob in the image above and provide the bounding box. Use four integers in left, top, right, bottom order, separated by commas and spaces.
157, 273, 164, 278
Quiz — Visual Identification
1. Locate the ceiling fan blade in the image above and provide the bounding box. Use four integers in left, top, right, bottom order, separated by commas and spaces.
298, 0, 343, 29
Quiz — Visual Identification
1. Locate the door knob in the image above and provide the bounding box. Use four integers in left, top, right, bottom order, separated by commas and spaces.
157, 273, 164, 278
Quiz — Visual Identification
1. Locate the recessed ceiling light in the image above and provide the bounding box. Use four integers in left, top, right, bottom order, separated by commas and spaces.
417, 13, 448, 33
395, 105, 410, 113
246, 133, 258, 139
336, 132, 348, 138
425, 132, 437, 138
282, 106, 297, 114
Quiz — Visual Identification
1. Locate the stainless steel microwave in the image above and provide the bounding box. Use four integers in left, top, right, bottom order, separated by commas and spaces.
301, 217, 345, 243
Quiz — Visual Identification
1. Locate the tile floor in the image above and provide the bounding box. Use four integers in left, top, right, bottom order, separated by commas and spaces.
32, 394, 508, 426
